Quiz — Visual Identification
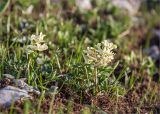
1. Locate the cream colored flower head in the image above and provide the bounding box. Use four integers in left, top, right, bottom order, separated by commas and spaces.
30, 32, 46, 44
26, 32, 48, 54
83, 40, 117, 67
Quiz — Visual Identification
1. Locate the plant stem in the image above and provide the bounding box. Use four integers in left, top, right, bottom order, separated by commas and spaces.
94, 67, 98, 95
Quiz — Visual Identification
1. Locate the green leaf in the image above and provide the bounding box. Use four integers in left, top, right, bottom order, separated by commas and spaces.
0, 0, 10, 13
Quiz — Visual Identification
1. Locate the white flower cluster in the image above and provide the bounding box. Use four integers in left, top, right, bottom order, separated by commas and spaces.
83, 40, 117, 67
26, 32, 48, 54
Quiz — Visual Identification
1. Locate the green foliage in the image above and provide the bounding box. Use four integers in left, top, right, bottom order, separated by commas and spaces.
0, 0, 9, 14
64, 62, 126, 96
16, 0, 39, 8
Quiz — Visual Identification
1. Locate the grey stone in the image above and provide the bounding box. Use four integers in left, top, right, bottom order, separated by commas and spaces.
0, 86, 31, 108
13, 79, 40, 95
111, 0, 142, 16
143, 46, 160, 61
76, 0, 92, 11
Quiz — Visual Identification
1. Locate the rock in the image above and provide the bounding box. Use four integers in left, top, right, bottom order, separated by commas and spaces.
45, 86, 58, 96
143, 24, 160, 67
153, 72, 160, 82
0, 86, 31, 108
152, 29, 160, 46
76, 0, 92, 11
111, 0, 142, 16
0, 76, 40, 108
1, 74, 40, 95
13, 79, 40, 95
143, 46, 160, 61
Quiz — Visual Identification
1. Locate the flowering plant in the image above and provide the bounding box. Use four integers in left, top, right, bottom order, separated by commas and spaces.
83, 40, 117, 67
26, 32, 48, 54
83, 40, 117, 94
26, 32, 49, 84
